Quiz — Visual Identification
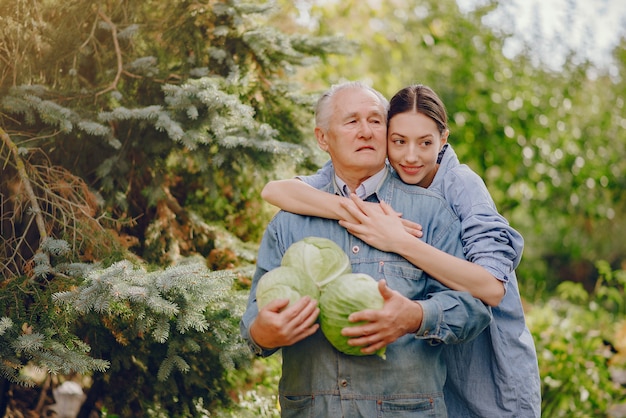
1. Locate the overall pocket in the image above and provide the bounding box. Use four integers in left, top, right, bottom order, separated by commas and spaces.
380, 262, 427, 299
379, 395, 445, 417
279, 394, 314, 418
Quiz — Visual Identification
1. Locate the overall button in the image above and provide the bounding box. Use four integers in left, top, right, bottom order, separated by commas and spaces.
352, 245, 359, 254
340, 379, 348, 387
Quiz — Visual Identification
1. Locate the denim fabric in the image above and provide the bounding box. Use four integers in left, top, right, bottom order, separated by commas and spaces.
432, 145, 541, 418
299, 159, 333, 189
429, 144, 524, 282
241, 168, 492, 417
298, 147, 542, 417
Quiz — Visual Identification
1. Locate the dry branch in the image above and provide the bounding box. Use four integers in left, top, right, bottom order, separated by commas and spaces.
0, 127, 47, 240
95, 10, 124, 98
0, 127, 112, 279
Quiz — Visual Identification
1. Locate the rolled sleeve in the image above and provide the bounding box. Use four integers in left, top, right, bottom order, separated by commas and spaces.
239, 313, 278, 357
416, 290, 492, 345
415, 298, 441, 339
239, 218, 284, 357
462, 205, 524, 279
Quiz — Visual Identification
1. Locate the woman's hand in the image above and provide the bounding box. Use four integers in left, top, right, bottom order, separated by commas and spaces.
338, 194, 422, 252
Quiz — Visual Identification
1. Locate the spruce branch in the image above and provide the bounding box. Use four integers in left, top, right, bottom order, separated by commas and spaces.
0, 316, 109, 385
0, 317, 13, 334
49, 258, 243, 388
53, 259, 237, 346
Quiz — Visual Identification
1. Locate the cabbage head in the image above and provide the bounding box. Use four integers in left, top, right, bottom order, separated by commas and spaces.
281, 237, 351, 286
319, 273, 386, 359
256, 266, 319, 309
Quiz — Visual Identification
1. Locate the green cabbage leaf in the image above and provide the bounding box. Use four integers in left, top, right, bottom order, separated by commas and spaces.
281, 237, 351, 286
319, 273, 386, 359
256, 237, 387, 360
256, 265, 319, 309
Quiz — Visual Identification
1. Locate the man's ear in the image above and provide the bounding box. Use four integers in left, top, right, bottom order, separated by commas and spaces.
315, 127, 329, 152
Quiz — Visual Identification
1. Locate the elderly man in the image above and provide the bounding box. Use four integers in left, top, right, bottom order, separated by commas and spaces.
240, 81, 491, 417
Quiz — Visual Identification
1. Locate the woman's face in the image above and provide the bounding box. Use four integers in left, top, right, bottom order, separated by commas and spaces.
387, 111, 448, 188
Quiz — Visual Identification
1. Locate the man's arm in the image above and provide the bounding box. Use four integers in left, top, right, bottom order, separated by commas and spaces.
240, 220, 320, 356
342, 279, 492, 355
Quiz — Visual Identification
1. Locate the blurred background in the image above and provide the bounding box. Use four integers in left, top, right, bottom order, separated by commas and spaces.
1, 0, 625, 416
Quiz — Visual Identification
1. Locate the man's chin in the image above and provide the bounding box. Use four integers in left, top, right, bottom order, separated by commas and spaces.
350, 160, 386, 173
359, 154, 386, 167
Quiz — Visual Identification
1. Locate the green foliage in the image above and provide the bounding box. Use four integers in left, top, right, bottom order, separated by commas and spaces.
0, 0, 340, 260
0, 238, 110, 387
0, 1, 339, 411
593, 260, 626, 316
54, 260, 237, 343
0, 0, 326, 398
2, 0, 626, 415
0, 316, 108, 387
304, 0, 626, 297
527, 261, 626, 417
215, 356, 282, 418
1, 234, 253, 415
51, 257, 251, 416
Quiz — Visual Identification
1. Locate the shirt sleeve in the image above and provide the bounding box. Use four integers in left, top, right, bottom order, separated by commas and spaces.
297, 159, 334, 189
444, 166, 524, 284
414, 210, 492, 344
239, 219, 283, 357
417, 287, 492, 345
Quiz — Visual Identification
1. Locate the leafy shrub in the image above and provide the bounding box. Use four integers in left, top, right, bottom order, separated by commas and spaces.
527, 261, 626, 417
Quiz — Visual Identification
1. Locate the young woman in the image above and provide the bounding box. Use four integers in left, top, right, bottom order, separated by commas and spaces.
262, 84, 541, 417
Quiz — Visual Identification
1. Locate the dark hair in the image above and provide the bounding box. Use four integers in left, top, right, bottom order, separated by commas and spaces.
388, 84, 448, 135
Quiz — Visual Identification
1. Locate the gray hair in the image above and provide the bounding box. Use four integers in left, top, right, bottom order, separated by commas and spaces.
314, 81, 389, 131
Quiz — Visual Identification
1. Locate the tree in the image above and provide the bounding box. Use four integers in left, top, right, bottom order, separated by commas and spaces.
0, 0, 345, 414
302, 0, 626, 295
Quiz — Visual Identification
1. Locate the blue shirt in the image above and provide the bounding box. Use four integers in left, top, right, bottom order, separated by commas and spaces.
431, 144, 541, 418
335, 165, 386, 199
241, 167, 492, 417
300, 146, 541, 417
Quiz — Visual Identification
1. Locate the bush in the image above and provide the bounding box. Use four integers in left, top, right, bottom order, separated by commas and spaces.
527, 261, 626, 417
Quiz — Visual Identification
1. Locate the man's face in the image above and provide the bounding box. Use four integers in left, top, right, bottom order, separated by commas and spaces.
315, 87, 387, 187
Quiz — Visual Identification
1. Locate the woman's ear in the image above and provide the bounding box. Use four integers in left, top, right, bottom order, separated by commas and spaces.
440, 129, 449, 148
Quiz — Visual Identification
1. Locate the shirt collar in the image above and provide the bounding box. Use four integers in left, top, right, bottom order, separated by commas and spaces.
335, 166, 387, 199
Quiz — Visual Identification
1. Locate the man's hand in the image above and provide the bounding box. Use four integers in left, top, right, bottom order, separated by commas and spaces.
250, 296, 320, 350
340, 280, 423, 355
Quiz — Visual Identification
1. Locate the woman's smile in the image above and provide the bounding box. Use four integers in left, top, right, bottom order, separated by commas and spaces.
398, 164, 422, 175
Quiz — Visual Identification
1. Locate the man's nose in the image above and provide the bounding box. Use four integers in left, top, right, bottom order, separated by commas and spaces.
358, 120, 373, 139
